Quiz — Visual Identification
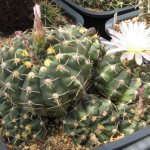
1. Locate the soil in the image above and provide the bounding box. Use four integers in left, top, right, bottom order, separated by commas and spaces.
0, 0, 34, 35
113, 17, 139, 32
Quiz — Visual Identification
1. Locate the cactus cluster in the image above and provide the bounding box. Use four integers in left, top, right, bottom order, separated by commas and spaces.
1, 1, 150, 149
64, 93, 150, 147
63, 21, 150, 147
72, 0, 135, 11
0, 4, 102, 146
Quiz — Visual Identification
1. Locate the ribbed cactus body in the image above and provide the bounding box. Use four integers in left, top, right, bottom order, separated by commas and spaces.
118, 103, 150, 136
63, 94, 119, 147
2, 107, 47, 145
0, 25, 101, 117
94, 53, 150, 104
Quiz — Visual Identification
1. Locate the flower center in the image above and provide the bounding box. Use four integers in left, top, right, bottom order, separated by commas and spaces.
128, 49, 144, 53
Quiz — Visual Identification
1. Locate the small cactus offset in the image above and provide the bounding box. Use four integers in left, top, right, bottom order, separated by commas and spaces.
2, 107, 48, 146
118, 103, 150, 136
118, 87, 150, 135
63, 94, 119, 147
72, 0, 135, 11
0, 4, 101, 117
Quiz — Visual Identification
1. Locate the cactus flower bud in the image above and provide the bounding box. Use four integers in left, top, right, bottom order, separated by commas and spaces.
32, 4, 46, 47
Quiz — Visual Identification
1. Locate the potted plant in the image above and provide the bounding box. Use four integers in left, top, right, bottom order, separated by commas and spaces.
35, 0, 84, 28
0, 1, 150, 150
63, 0, 137, 39
0, 0, 84, 35
105, 0, 149, 37
105, 11, 139, 37
63, 1, 150, 149
0, 3, 101, 149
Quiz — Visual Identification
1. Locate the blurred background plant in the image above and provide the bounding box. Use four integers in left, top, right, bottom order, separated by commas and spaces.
72, 0, 136, 11
36, 0, 71, 28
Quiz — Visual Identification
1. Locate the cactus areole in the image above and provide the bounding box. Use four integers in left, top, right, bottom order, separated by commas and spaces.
0, 4, 101, 117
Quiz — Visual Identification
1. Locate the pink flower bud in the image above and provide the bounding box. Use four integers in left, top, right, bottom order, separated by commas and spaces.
138, 87, 144, 95
32, 4, 46, 46
15, 31, 23, 37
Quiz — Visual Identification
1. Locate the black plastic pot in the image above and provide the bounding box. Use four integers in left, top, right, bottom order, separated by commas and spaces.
54, 0, 84, 26
63, 0, 137, 39
0, 138, 7, 150
105, 10, 139, 38
94, 126, 150, 150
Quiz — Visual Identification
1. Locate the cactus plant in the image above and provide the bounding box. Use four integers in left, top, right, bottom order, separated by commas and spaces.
72, 0, 135, 11
94, 21, 150, 104
2, 107, 48, 145
63, 94, 150, 147
0, 4, 101, 117
118, 87, 150, 135
63, 94, 119, 147
118, 103, 150, 136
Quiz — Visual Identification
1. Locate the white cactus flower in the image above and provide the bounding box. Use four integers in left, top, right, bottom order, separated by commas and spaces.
103, 21, 150, 65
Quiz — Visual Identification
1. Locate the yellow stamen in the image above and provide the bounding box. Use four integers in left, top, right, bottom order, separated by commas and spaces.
79, 28, 87, 33
24, 61, 33, 68
47, 47, 55, 54
40, 66, 47, 72
25, 125, 31, 132
44, 59, 51, 66
28, 72, 36, 79
92, 33, 99, 39
128, 49, 144, 53
22, 49, 30, 57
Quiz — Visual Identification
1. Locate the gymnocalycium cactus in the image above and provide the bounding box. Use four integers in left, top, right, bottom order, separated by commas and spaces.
72, 0, 135, 11
63, 94, 119, 147
94, 21, 150, 104
64, 94, 150, 147
0, 4, 101, 117
2, 107, 48, 145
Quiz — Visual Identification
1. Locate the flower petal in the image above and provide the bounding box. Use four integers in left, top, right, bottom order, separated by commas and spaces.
106, 48, 125, 55
135, 54, 143, 65
126, 52, 134, 61
141, 52, 150, 61
104, 21, 150, 65
120, 52, 128, 61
